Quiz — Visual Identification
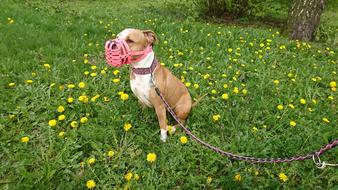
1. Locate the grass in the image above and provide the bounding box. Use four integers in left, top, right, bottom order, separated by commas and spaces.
0, 0, 337, 189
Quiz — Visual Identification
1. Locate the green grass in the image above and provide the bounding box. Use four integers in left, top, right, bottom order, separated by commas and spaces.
1, 0, 337, 189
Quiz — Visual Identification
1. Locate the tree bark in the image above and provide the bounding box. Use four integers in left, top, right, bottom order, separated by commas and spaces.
287, 0, 326, 41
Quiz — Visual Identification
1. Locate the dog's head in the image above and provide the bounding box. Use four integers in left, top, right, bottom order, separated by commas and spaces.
117, 28, 157, 51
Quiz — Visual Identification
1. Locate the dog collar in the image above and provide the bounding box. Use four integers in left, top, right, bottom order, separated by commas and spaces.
132, 58, 158, 75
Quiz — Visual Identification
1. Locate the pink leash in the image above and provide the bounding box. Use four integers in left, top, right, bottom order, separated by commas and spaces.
151, 75, 338, 168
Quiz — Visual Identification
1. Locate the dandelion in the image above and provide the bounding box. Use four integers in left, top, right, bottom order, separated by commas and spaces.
234, 174, 242, 182
207, 176, 212, 184
91, 65, 97, 70
211, 90, 217, 94
329, 81, 336, 88
228, 48, 233, 53
79, 95, 89, 103
288, 104, 295, 109
112, 78, 120, 83
180, 136, 188, 144
273, 80, 279, 85
91, 95, 100, 102
120, 93, 129, 101
26, 80, 33, 84
21, 136, 29, 143
277, 105, 284, 110
279, 173, 288, 182
90, 73, 97, 77
100, 70, 106, 75
57, 105, 65, 113
58, 131, 65, 137
147, 153, 157, 162
107, 150, 115, 157
290, 121, 297, 127
84, 71, 89, 75
58, 115, 66, 121
300, 99, 306, 104
322, 118, 330, 123
43, 63, 51, 69
212, 114, 221, 122
134, 174, 140, 180
8, 82, 15, 87
233, 87, 239, 94
67, 84, 75, 89
222, 93, 229, 100
80, 117, 88, 124
70, 121, 78, 128
124, 172, 133, 181
78, 82, 86, 88
86, 180, 96, 189
87, 157, 96, 165
223, 83, 228, 89
67, 97, 74, 103
84, 59, 89, 64
49, 119, 57, 127
185, 82, 191, 87
193, 84, 199, 89
124, 123, 132, 132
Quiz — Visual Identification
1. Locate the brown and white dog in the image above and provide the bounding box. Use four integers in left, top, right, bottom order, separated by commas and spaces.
117, 29, 192, 142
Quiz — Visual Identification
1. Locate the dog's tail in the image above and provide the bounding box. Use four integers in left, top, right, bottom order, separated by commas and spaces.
192, 93, 208, 108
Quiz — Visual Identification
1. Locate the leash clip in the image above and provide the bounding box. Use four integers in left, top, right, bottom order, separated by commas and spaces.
313, 155, 338, 169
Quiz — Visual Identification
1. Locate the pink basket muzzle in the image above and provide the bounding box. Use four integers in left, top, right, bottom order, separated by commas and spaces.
105, 38, 152, 67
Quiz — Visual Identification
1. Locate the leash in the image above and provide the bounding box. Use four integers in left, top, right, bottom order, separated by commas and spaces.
150, 74, 338, 168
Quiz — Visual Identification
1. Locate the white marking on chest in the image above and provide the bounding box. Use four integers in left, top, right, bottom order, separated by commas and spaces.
130, 52, 154, 107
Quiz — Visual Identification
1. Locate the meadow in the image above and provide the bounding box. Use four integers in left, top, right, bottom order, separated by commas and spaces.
0, 0, 337, 189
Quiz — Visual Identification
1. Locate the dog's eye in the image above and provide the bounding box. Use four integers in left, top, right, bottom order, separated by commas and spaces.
126, 39, 134, 43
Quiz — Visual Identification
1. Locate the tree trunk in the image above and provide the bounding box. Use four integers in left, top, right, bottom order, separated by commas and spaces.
287, 0, 326, 41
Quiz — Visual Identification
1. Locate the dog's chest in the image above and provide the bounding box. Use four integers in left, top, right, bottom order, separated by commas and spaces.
130, 74, 153, 107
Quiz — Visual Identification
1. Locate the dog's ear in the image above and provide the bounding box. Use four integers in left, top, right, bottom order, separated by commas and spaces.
143, 30, 157, 46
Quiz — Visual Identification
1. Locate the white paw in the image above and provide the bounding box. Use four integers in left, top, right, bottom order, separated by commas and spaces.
160, 129, 168, 142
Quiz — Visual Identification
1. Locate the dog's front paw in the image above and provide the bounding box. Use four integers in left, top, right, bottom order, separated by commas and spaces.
160, 129, 167, 142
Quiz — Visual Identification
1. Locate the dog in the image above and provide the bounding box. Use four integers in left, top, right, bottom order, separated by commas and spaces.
105, 29, 192, 142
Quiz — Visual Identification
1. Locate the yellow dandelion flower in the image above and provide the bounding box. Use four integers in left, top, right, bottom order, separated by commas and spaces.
113, 70, 120, 75
288, 104, 295, 109
233, 87, 239, 94
147, 153, 157, 162
86, 180, 96, 189
78, 82, 86, 88
91, 65, 97, 70
57, 105, 65, 113
234, 174, 242, 182
134, 174, 140, 180
87, 157, 96, 165
242, 89, 248, 95
180, 136, 188, 144
84, 59, 89, 64
322, 118, 330, 123
211, 90, 217, 94
58, 115, 66, 121
8, 82, 15, 87
107, 150, 115, 157
124, 172, 133, 181
67, 97, 74, 103
124, 123, 132, 132
212, 114, 221, 122
223, 83, 228, 89
112, 78, 120, 83
273, 80, 279, 85
78, 95, 89, 103
277, 105, 284, 110
21, 136, 29, 143
70, 121, 78, 128
193, 84, 199, 89
84, 71, 89, 75
26, 80, 33, 84
100, 70, 106, 75
80, 117, 88, 124
207, 176, 212, 184
185, 82, 191, 87
67, 84, 75, 89
329, 81, 336, 88
222, 93, 229, 100
228, 48, 233, 53
43, 64, 51, 69
120, 93, 129, 101
49, 119, 57, 127
90, 73, 97, 77
58, 131, 65, 137
300, 99, 306, 104
290, 121, 297, 127
279, 173, 288, 182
